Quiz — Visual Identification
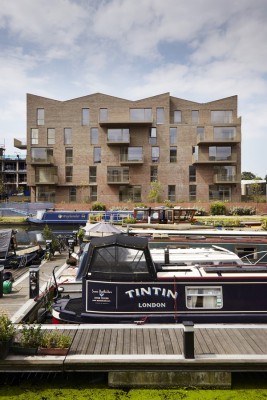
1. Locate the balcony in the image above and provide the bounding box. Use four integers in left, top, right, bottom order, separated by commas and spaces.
192, 153, 237, 165
120, 147, 144, 164
214, 174, 240, 184
99, 117, 153, 127
14, 138, 27, 150
30, 168, 58, 185
107, 167, 129, 184
197, 130, 241, 145
107, 129, 130, 145
27, 154, 54, 165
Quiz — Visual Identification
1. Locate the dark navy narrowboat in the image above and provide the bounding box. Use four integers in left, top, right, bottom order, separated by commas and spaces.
52, 234, 267, 324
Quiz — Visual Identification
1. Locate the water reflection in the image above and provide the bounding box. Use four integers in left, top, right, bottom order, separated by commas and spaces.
3, 225, 75, 245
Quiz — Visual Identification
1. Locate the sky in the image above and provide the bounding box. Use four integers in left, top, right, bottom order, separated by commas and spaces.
0, 0, 266, 177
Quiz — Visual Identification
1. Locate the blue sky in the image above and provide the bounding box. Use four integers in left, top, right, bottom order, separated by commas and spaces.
0, 0, 267, 177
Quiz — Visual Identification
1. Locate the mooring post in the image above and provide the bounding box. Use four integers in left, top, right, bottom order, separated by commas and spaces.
183, 321, 195, 359
68, 238, 75, 258
29, 264, 40, 299
0, 265, 3, 298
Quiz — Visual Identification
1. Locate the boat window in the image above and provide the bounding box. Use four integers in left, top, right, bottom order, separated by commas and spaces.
186, 286, 223, 309
236, 247, 257, 261
89, 245, 149, 275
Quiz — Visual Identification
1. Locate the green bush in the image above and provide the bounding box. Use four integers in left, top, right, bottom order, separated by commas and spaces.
229, 206, 256, 216
210, 201, 226, 215
123, 217, 136, 224
91, 202, 106, 211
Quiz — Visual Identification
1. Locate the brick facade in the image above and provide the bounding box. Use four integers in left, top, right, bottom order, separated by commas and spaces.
26, 92, 241, 205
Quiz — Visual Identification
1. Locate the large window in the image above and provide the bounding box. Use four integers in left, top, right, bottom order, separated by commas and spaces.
31, 129, 38, 145
174, 110, 182, 123
82, 108, 90, 125
186, 287, 223, 309
31, 148, 53, 163
168, 185, 176, 202
149, 128, 157, 145
150, 166, 158, 182
65, 148, 73, 164
64, 128, 72, 145
108, 129, 129, 143
170, 147, 177, 163
119, 185, 141, 202
130, 108, 152, 121
152, 147, 159, 163
94, 147, 101, 163
214, 166, 236, 182
37, 108, 44, 125
47, 128, 55, 145
156, 107, 164, 124
65, 166, 73, 183
209, 185, 231, 201
89, 166, 97, 183
90, 128, 98, 144
170, 127, 177, 144
197, 127, 205, 140
211, 110, 233, 124
209, 146, 231, 161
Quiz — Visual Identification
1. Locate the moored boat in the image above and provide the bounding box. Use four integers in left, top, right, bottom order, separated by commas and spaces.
52, 234, 267, 324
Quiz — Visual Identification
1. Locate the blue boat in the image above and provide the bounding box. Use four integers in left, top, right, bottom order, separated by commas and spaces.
27, 209, 133, 226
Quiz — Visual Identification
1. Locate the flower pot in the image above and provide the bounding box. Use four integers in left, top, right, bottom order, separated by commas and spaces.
10, 343, 38, 355
0, 340, 11, 360
38, 347, 69, 356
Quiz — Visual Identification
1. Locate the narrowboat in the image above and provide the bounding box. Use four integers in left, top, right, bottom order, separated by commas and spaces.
51, 234, 267, 324
27, 209, 133, 226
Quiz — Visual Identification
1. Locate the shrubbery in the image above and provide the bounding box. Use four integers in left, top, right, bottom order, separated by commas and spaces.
229, 206, 256, 216
210, 201, 226, 215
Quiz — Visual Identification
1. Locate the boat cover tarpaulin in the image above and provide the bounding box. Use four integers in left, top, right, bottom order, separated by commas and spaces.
0, 229, 12, 259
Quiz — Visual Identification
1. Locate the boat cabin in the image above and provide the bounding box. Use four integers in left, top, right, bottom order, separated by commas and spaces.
133, 206, 197, 224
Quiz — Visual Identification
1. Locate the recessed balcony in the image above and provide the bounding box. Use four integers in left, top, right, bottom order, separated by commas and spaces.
107, 167, 129, 184
214, 174, 240, 184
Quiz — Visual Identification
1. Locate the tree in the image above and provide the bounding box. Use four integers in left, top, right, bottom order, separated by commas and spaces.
148, 181, 163, 203
241, 171, 256, 180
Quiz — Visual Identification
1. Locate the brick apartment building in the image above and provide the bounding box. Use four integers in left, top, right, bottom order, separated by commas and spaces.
24, 92, 241, 205
0, 145, 27, 198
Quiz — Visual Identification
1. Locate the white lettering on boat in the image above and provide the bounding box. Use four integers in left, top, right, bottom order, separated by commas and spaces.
138, 303, 166, 308
125, 287, 178, 299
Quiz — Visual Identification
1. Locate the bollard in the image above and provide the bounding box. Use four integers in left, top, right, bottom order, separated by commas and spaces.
72, 230, 78, 246
0, 265, 3, 298
29, 264, 40, 299
68, 239, 75, 258
183, 321, 195, 359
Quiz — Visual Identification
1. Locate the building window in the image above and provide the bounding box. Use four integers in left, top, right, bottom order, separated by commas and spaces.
37, 108, 44, 125
152, 147, 159, 163
64, 128, 72, 145
149, 128, 157, 144
69, 187, 76, 202
209, 185, 231, 201
94, 147, 101, 163
119, 185, 141, 202
170, 147, 177, 163
90, 186, 97, 201
189, 165, 196, 182
209, 146, 231, 161
99, 108, 108, 122
189, 185, 196, 201
211, 111, 233, 124
130, 108, 152, 121
156, 107, 164, 124
170, 127, 177, 144
168, 185, 176, 202
214, 166, 236, 182
31, 129, 38, 145
31, 148, 53, 163
89, 166, 97, 183
65, 166, 73, 183
191, 110, 199, 124
174, 110, 182, 123
47, 128, 55, 145
65, 148, 73, 164
186, 287, 223, 309
90, 128, 98, 145
197, 127, 205, 140
82, 108, 90, 126
214, 127, 236, 141
150, 166, 158, 182
108, 129, 129, 143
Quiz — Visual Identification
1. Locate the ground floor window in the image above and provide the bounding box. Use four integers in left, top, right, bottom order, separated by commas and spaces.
189, 185, 196, 201
36, 186, 55, 202
119, 185, 141, 202
186, 286, 223, 309
209, 185, 231, 201
69, 187, 76, 202
168, 185, 176, 202
90, 186, 97, 202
